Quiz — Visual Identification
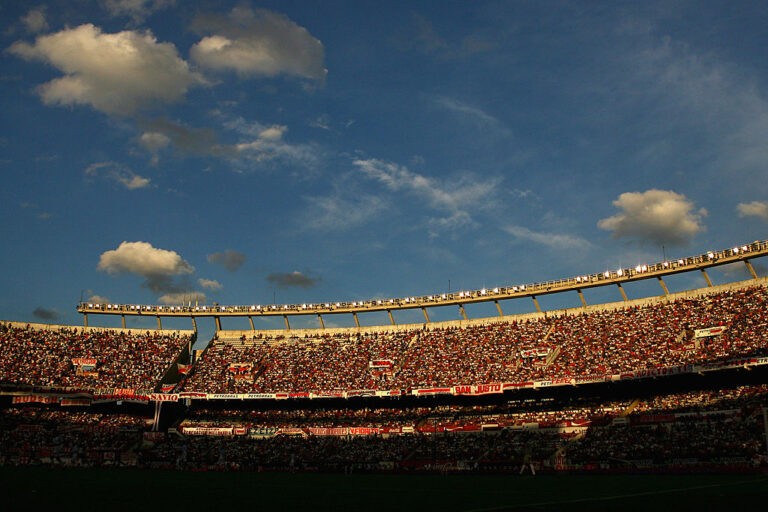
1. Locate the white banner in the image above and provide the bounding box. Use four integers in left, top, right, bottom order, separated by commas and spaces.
694, 326, 727, 338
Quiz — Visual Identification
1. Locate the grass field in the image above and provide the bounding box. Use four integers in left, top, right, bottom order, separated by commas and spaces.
2, 468, 768, 511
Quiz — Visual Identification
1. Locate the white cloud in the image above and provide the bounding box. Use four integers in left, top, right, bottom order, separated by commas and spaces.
303, 193, 387, 231
190, 6, 327, 81
353, 158, 499, 234
598, 189, 706, 246
21, 7, 48, 34
198, 278, 222, 291
737, 201, 768, 221
98, 241, 194, 278
431, 95, 507, 132
219, 115, 321, 170
84, 162, 151, 190
139, 132, 171, 152
504, 225, 592, 251
158, 291, 206, 305
101, 0, 175, 23
9, 24, 203, 116
87, 295, 110, 304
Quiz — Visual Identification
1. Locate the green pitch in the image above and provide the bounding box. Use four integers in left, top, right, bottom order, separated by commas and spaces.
2, 468, 767, 511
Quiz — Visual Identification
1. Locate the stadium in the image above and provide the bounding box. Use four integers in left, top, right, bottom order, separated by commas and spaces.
3, 241, 768, 510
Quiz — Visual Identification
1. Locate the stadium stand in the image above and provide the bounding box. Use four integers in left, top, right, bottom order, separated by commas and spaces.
0, 322, 194, 394
2, 280, 768, 473
180, 282, 768, 395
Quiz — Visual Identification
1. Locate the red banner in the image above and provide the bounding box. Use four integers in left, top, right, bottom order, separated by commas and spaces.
12, 395, 58, 404
72, 358, 97, 366
369, 359, 394, 368
453, 383, 503, 396
308, 427, 348, 436
349, 427, 380, 436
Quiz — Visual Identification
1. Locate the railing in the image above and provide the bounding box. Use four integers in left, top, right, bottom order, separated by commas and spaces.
76, 240, 768, 323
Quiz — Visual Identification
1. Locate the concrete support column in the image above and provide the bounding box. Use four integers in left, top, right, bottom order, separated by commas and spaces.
700, 269, 713, 287
422, 307, 430, 323
745, 260, 759, 279
531, 296, 541, 313
577, 289, 587, 308
494, 300, 503, 317
617, 283, 628, 302
657, 276, 670, 296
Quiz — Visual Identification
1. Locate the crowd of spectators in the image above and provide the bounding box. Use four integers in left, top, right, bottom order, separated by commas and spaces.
0, 323, 192, 392
2, 283, 768, 472
2, 383, 767, 471
183, 284, 768, 394
153, 382, 768, 472
0, 406, 150, 467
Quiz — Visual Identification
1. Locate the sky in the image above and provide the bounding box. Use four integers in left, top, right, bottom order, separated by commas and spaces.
1, 0, 768, 338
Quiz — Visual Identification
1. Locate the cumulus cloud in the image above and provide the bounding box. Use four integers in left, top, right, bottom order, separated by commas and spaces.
84, 162, 151, 190
87, 295, 110, 304
267, 271, 320, 289
198, 278, 222, 291
598, 189, 706, 246
190, 6, 327, 81
737, 201, 768, 221
21, 7, 48, 34
9, 24, 203, 116
97, 241, 195, 295
207, 250, 245, 272
504, 225, 593, 251
32, 307, 60, 321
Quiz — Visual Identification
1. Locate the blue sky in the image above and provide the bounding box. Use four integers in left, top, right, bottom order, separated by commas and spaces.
1, 1, 768, 335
